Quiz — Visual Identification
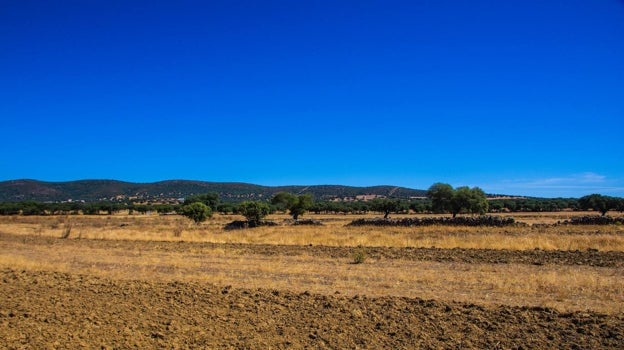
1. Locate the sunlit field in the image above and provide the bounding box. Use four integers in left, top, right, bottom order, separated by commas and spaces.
2, 209, 624, 350
1, 211, 623, 314
1, 211, 623, 251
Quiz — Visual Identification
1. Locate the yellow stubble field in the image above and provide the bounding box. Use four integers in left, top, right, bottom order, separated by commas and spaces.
1, 211, 623, 313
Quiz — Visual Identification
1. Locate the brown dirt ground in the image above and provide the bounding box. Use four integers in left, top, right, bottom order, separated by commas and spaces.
1, 268, 623, 349
1, 233, 624, 349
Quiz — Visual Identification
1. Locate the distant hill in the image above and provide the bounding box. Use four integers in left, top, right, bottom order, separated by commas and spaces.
0, 179, 428, 203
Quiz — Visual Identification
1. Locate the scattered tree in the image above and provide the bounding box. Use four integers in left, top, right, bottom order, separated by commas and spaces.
427, 183, 454, 214
155, 204, 174, 214
180, 202, 212, 224
450, 186, 473, 217
237, 201, 270, 226
370, 198, 407, 219
408, 199, 430, 213
184, 193, 219, 211
271, 192, 313, 220
271, 192, 296, 212
289, 194, 313, 220
449, 186, 488, 217
216, 202, 236, 215
468, 187, 489, 215
428, 183, 488, 217
579, 194, 618, 216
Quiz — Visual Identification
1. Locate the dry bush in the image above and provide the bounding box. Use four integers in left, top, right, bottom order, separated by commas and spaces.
351, 248, 367, 264
60, 221, 73, 239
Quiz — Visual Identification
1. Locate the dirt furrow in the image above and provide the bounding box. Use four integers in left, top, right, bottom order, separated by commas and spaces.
1, 268, 623, 349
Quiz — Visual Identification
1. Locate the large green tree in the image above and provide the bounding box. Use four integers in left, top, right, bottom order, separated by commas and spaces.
450, 186, 473, 217
427, 183, 455, 214
578, 194, 618, 216
428, 183, 488, 217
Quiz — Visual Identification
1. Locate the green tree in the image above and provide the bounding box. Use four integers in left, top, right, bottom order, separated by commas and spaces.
184, 193, 219, 211
82, 203, 99, 215
371, 198, 407, 219
488, 200, 504, 212
216, 202, 236, 215
155, 204, 174, 214
271, 192, 313, 220
290, 194, 313, 220
180, 202, 212, 224
271, 192, 296, 212
579, 194, 614, 216
428, 183, 488, 217
427, 183, 454, 214
237, 201, 270, 226
134, 205, 149, 215
408, 199, 430, 213
467, 187, 488, 215
449, 186, 489, 217
0, 203, 20, 215
450, 186, 472, 217
20, 201, 46, 215
615, 197, 624, 212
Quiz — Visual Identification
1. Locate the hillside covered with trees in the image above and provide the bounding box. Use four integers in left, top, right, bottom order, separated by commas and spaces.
0, 179, 427, 203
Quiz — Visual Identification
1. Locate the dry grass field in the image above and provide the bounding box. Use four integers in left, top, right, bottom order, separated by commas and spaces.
1, 211, 624, 348
2, 211, 624, 250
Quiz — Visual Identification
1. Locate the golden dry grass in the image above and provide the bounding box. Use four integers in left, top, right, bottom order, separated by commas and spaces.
1, 236, 622, 314
1, 212, 624, 314
1, 212, 623, 251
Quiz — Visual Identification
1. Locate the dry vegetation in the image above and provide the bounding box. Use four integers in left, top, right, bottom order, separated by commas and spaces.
1, 212, 624, 251
2, 234, 622, 313
1, 212, 623, 312
1, 211, 624, 348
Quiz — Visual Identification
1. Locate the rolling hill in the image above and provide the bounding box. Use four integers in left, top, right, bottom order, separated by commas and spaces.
0, 179, 428, 203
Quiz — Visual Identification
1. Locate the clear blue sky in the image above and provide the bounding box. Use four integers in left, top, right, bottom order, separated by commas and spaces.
1, 0, 623, 198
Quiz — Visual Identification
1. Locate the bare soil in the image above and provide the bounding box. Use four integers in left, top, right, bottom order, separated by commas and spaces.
2, 268, 623, 349
1, 232, 624, 349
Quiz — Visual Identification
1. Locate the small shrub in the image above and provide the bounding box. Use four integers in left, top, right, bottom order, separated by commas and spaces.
351, 248, 367, 264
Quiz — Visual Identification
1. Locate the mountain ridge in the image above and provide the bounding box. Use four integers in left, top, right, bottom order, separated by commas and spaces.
0, 179, 428, 202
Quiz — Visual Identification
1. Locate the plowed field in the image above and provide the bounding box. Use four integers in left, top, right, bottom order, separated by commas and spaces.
1, 267, 622, 349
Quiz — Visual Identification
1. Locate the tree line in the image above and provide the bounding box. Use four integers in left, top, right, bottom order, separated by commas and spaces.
1, 186, 623, 221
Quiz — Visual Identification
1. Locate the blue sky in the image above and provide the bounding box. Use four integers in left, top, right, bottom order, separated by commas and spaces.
1, 0, 623, 198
